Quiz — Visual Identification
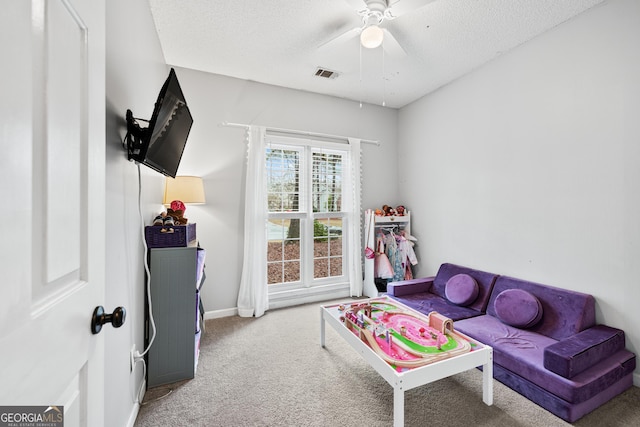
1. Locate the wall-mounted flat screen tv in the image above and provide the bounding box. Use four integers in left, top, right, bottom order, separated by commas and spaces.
125, 68, 193, 178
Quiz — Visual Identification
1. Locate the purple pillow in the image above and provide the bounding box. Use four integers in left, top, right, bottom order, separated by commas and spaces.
445, 274, 479, 306
494, 289, 543, 328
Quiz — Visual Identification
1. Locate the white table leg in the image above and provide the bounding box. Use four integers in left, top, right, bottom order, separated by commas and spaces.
320, 307, 326, 348
394, 384, 404, 427
483, 349, 494, 406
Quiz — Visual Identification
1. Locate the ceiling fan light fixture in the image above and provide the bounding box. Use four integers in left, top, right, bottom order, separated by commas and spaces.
360, 25, 384, 49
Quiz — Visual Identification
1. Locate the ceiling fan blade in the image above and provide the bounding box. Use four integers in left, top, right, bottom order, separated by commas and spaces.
343, 0, 368, 11
386, 0, 436, 19
382, 28, 406, 57
318, 26, 362, 51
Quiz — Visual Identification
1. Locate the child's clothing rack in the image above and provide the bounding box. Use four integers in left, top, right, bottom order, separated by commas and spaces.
363, 209, 417, 297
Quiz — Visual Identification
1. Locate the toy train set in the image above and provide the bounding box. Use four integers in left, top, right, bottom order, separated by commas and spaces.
338, 299, 472, 368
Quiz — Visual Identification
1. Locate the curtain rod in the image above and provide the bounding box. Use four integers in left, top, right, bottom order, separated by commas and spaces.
220, 121, 380, 146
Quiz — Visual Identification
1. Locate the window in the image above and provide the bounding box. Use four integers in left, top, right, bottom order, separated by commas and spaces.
265, 136, 350, 292
237, 125, 362, 316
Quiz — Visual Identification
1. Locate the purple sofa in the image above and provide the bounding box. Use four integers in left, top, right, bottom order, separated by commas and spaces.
387, 263, 636, 423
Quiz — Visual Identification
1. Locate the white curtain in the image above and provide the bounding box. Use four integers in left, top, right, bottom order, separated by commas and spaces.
362, 208, 378, 297
346, 138, 363, 296
237, 126, 269, 317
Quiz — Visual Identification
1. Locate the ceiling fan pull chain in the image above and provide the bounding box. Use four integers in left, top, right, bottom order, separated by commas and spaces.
382, 44, 386, 107
359, 42, 363, 109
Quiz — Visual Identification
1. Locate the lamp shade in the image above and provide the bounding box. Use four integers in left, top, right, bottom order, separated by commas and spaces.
360, 25, 384, 49
163, 176, 206, 205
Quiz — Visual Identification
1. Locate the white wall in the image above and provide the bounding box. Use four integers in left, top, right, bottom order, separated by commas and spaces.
171, 67, 399, 315
105, 1, 168, 426
398, 0, 640, 382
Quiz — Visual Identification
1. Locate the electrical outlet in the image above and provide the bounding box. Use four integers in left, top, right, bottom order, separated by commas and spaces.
130, 345, 136, 372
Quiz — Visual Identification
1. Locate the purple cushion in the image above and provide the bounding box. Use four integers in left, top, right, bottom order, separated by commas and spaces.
544, 325, 627, 378
487, 276, 596, 340
389, 293, 482, 321
445, 274, 479, 306
455, 315, 637, 406
494, 289, 543, 328
387, 277, 433, 297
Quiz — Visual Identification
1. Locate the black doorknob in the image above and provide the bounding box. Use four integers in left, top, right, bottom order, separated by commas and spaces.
91, 306, 126, 335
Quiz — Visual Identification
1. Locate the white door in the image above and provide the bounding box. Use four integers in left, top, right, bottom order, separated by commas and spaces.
0, 1, 106, 426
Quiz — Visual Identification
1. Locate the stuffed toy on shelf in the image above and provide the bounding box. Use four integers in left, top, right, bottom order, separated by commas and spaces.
152, 200, 189, 233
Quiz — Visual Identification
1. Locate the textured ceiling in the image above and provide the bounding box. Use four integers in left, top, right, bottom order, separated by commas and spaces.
148, 0, 604, 109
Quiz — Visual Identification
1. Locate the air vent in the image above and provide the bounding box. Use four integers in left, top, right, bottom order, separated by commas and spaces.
314, 67, 339, 79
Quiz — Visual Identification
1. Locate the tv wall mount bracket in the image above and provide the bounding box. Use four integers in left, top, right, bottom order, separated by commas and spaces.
124, 109, 149, 162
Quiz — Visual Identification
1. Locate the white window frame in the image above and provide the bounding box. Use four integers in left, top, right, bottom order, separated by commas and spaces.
266, 135, 351, 297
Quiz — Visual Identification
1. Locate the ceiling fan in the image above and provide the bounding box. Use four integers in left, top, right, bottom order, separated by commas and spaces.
320, 0, 435, 57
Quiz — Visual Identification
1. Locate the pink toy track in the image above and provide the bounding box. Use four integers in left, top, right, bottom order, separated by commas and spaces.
378, 312, 447, 348
332, 298, 471, 369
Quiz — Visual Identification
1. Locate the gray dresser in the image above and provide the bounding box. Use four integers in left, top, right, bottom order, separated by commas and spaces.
146, 244, 205, 388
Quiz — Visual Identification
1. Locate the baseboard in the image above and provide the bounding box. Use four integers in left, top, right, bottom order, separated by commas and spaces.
126, 402, 140, 427
203, 286, 354, 319
126, 377, 146, 427
634, 371, 640, 388
204, 307, 238, 319
268, 284, 351, 310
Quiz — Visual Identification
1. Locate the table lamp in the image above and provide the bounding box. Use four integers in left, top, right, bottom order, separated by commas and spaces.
163, 176, 206, 206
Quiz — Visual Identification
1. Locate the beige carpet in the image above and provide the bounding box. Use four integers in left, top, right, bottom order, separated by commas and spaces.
135, 299, 640, 426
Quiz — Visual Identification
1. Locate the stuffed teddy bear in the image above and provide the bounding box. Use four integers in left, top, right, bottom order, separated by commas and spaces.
167, 208, 188, 225
382, 204, 396, 216
167, 200, 188, 225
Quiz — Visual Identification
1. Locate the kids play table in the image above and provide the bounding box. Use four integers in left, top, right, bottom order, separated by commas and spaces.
320, 296, 493, 427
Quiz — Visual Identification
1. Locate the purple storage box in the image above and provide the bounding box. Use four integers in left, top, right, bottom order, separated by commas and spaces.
145, 223, 196, 248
